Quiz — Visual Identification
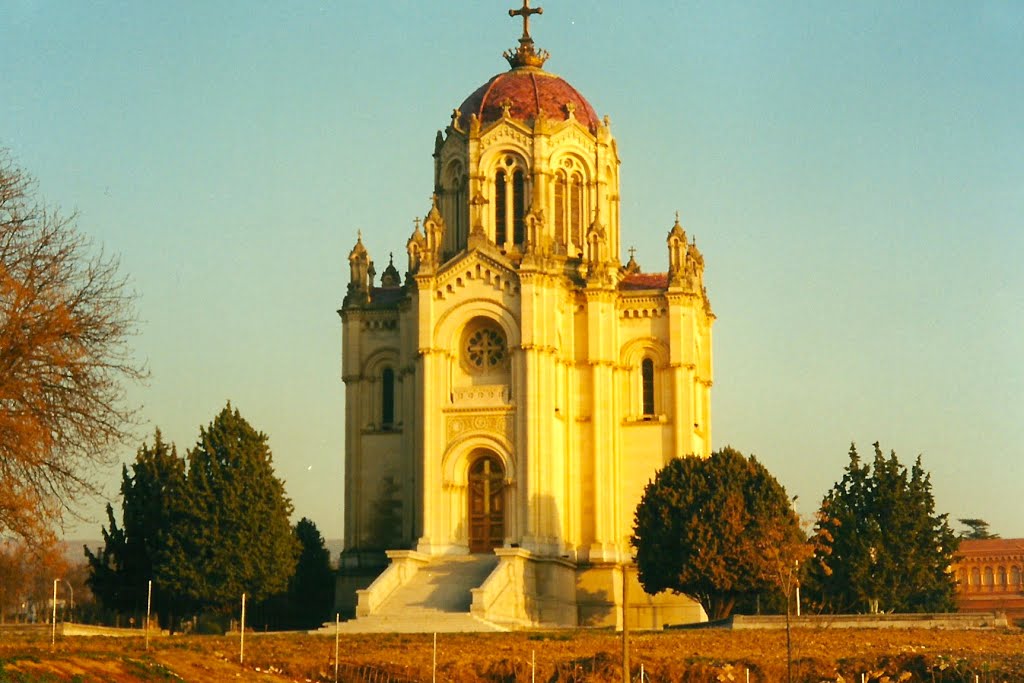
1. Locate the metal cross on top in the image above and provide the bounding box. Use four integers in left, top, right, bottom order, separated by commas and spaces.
509, 0, 542, 40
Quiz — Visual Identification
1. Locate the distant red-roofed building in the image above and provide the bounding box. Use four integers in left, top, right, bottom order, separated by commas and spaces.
952, 538, 1024, 624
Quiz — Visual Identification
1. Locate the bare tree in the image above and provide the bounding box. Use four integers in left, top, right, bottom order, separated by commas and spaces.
0, 150, 145, 543
0, 536, 68, 623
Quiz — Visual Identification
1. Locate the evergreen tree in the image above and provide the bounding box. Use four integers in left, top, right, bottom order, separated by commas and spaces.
289, 517, 335, 627
261, 517, 336, 629
631, 447, 804, 620
958, 518, 998, 540
807, 442, 958, 613
86, 430, 185, 627
160, 403, 299, 615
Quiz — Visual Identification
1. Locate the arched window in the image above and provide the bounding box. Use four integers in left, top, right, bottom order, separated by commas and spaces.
381, 367, 395, 427
983, 566, 994, 586
512, 170, 525, 245
554, 174, 566, 244
495, 169, 507, 245
971, 567, 981, 589
494, 156, 527, 248
641, 358, 655, 416
998, 567, 1007, 586
444, 163, 467, 248
570, 174, 583, 249
552, 158, 587, 254
1011, 566, 1022, 585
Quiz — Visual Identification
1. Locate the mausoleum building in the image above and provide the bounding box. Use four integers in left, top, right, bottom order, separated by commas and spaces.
337, 4, 714, 630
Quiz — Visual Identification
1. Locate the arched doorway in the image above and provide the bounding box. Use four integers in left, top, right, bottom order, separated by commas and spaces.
468, 454, 505, 553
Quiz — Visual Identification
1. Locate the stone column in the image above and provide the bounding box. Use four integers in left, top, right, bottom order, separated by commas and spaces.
585, 287, 620, 562
414, 276, 441, 554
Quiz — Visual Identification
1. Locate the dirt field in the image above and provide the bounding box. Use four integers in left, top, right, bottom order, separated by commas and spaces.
1, 627, 1023, 682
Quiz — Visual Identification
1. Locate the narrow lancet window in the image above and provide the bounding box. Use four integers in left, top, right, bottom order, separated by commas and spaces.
554, 174, 566, 244
495, 170, 507, 244
641, 358, 655, 416
512, 170, 525, 245
382, 367, 395, 427
571, 175, 583, 249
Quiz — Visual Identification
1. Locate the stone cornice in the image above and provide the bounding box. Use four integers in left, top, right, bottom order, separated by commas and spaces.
956, 553, 1024, 563
618, 293, 669, 305
665, 290, 700, 304
441, 405, 515, 415
582, 288, 618, 303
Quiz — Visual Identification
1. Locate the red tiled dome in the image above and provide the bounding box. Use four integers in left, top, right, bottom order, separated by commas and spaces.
457, 68, 599, 131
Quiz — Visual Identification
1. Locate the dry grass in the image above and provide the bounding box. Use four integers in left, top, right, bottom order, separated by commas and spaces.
1, 627, 1023, 682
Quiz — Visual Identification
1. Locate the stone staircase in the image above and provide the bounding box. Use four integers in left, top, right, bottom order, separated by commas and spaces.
322, 554, 506, 633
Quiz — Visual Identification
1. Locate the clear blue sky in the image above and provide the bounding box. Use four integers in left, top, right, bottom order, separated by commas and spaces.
3, 2, 1022, 541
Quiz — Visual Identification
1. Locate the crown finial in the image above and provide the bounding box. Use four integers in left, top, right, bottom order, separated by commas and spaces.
504, 1, 549, 69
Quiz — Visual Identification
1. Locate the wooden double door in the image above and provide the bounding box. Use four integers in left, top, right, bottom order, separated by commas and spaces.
468, 455, 505, 553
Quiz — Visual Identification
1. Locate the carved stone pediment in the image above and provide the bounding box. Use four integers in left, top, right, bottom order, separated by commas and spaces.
479, 120, 533, 151
548, 120, 597, 149
433, 249, 521, 296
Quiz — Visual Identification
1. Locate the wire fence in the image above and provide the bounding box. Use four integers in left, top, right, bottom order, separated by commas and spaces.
334, 662, 422, 683
320, 657, 1024, 683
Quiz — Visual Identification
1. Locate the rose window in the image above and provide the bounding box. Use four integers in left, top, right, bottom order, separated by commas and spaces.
466, 327, 507, 371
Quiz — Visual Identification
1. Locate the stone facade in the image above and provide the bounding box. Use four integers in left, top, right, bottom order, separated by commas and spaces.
337, 8, 713, 628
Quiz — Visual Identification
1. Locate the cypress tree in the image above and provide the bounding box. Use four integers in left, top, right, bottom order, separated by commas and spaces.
160, 403, 299, 616
86, 429, 186, 628
808, 442, 958, 613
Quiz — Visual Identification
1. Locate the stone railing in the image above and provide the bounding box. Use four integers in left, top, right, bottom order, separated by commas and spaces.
471, 548, 527, 625
471, 548, 577, 627
355, 550, 430, 617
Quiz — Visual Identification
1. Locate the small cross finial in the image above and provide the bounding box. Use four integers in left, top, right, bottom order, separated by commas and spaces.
675, 211, 680, 223
628, 246, 637, 260
413, 217, 421, 231
509, 0, 543, 41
